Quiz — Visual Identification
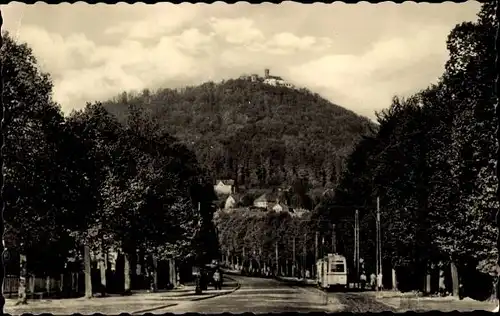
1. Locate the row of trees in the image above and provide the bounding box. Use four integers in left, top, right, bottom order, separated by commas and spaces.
215, 209, 336, 276
313, 2, 497, 298
1, 31, 219, 303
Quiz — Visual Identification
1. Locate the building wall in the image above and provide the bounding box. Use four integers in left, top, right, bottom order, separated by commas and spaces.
225, 196, 236, 209
214, 182, 233, 195
264, 78, 277, 86
254, 201, 268, 208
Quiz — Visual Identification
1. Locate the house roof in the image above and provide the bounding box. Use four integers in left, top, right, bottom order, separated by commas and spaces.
216, 179, 234, 186
273, 203, 290, 212
226, 194, 241, 202
254, 192, 279, 203
254, 194, 268, 203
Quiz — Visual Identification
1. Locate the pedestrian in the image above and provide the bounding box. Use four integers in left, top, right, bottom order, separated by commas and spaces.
377, 273, 383, 291
370, 273, 376, 290
360, 272, 367, 290
438, 269, 446, 297
213, 269, 221, 290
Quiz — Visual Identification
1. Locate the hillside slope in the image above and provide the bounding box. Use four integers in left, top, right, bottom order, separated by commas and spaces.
103, 78, 376, 201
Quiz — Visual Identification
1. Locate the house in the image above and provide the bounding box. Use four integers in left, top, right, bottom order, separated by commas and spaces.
290, 208, 309, 218
224, 194, 238, 210
253, 192, 281, 209
263, 69, 291, 88
253, 194, 269, 209
272, 203, 290, 213
214, 179, 235, 195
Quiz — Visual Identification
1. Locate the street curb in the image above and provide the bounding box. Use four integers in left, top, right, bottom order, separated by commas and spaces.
189, 276, 241, 302
129, 278, 240, 314
131, 303, 179, 314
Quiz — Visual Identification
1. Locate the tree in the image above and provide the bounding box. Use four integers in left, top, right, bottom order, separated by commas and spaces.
1, 31, 71, 304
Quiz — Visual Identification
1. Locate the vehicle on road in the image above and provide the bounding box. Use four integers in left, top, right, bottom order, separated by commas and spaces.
316, 253, 348, 290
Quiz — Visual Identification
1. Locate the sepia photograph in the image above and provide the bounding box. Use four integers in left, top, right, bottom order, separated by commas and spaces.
0, 1, 498, 314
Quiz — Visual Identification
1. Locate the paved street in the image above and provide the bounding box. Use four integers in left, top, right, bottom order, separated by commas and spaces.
150, 275, 393, 313
5, 273, 490, 314
8, 274, 448, 314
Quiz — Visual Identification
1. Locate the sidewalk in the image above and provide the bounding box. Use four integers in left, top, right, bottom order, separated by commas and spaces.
369, 290, 497, 312
5, 278, 240, 315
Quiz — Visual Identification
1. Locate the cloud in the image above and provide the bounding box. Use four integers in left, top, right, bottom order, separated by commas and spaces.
104, 4, 201, 40
288, 25, 451, 118
173, 28, 215, 55
17, 26, 97, 74
209, 17, 265, 45
17, 25, 216, 112
208, 18, 333, 55
265, 32, 332, 54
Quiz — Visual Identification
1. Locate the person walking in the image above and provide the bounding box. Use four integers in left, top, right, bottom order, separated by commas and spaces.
370, 273, 376, 291
213, 269, 222, 290
360, 271, 367, 290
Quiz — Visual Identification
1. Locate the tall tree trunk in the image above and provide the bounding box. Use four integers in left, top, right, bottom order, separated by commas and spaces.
153, 257, 158, 292
16, 254, 27, 305
450, 261, 460, 297
491, 275, 498, 301
438, 262, 446, 296
84, 245, 92, 299
123, 253, 131, 294
392, 268, 398, 291
99, 252, 107, 297
425, 270, 431, 294
169, 259, 177, 288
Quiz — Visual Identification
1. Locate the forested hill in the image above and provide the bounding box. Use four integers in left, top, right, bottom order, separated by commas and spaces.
103, 78, 376, 197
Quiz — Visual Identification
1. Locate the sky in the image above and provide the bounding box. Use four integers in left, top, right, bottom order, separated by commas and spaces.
1, 1, 482, 119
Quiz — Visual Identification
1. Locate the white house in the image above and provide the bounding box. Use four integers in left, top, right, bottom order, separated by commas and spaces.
272, 203, 289, 213
263, 78, 278, 86
253, 194, 269, 209
224, 195, 237, 210
290, 208, 309, 218
262, 69, 293, 88
214, 179, 235, 195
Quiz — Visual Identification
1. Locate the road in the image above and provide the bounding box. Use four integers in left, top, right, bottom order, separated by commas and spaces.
151, 275, 395, 313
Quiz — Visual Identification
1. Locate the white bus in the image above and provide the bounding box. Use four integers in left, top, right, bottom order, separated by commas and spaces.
316, 253, 348, 290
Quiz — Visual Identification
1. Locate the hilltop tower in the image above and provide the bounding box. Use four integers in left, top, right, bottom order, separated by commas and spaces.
264, 68, 270, 78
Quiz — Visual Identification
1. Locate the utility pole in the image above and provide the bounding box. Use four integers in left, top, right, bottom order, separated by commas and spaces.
321, 236, 325, 258
354, 210, 358, 281
354, 209, 360, 287
292, 237, 296, 277
275, 241, 279, 276
332, 224, 337, 254
243, 246, 245, 271
315, 232, 318, 278
302, 233, 306, 279
376, 196, 382, 291
356, 210, 360, 281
